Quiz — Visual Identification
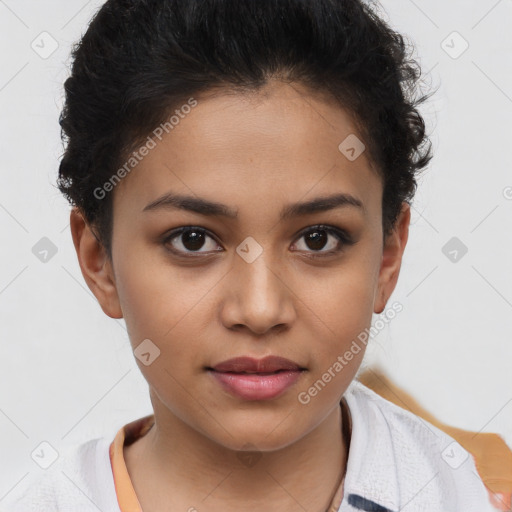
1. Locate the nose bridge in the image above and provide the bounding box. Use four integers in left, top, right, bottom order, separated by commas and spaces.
235, 240, 282, 303
223, 237, 295, 333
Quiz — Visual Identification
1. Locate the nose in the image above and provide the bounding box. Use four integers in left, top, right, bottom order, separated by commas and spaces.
220, 249, 297, 337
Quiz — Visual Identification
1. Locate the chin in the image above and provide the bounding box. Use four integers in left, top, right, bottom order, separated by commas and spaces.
204, 416, 307, 453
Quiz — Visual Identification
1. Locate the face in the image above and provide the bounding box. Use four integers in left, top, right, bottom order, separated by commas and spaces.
72, 80, 409, 452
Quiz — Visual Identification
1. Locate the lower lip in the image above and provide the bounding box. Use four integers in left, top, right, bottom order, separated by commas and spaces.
209, 370, 303, 400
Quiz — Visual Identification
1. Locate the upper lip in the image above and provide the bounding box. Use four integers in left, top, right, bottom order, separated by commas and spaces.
210, 356, 304, 373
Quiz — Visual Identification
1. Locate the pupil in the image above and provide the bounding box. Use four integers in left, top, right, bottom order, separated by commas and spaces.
183, 230, 205, 251
306, 230, 327, 251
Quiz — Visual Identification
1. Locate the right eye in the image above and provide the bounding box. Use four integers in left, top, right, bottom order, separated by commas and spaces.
162, 226, 223, 257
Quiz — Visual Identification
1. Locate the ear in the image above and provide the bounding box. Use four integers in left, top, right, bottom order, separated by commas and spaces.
373, 202, 411, 315
69, 207, 123, 319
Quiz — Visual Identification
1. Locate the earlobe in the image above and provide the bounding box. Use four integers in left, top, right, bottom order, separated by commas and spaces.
373, 202, 411, 315
69, 207, 123, 319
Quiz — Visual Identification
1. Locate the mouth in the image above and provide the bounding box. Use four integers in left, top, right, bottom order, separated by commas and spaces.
206, 356, 307, 401
209, 355, 305, 373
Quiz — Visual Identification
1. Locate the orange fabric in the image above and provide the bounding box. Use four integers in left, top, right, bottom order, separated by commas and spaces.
358, 367, 512, 511
109, 414, 155, 512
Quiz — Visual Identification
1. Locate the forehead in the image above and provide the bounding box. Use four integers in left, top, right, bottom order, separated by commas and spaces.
113, 81, 382, 222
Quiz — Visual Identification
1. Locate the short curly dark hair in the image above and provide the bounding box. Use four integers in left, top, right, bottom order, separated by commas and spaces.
57, 0, 435, 259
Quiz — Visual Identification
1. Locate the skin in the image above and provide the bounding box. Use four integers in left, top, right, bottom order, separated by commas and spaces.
70, 80, 410, 512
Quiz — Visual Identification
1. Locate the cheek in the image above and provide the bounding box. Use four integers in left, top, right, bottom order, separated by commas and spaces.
295, 269, 373, 410
114, 251, 217, 360
307, 262, 377, 344
114, 258, 167, 340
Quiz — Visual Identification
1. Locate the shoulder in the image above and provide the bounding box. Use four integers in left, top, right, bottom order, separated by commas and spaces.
2, 436, 119, 512
342, 379, 494, 512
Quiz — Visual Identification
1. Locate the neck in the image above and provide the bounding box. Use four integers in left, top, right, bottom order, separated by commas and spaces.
124, 398, 349, 512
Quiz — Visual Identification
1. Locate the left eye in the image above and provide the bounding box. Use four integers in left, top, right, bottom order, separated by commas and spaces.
292, 225, 349, 255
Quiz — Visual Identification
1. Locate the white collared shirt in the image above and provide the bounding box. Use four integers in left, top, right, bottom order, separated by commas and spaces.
340, 380, 495, 512
2, 380, 496, 511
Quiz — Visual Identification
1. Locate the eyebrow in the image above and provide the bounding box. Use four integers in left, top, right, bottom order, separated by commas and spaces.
142, 191, 365, 220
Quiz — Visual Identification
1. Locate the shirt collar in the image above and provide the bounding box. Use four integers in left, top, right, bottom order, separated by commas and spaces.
341, 380, 400, 512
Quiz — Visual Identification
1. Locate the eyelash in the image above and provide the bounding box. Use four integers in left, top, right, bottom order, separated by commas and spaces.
161, 224, 355, 259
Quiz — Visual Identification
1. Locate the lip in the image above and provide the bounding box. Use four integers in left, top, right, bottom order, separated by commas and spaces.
208, 356, 306, 401
211, 356, 303, 373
